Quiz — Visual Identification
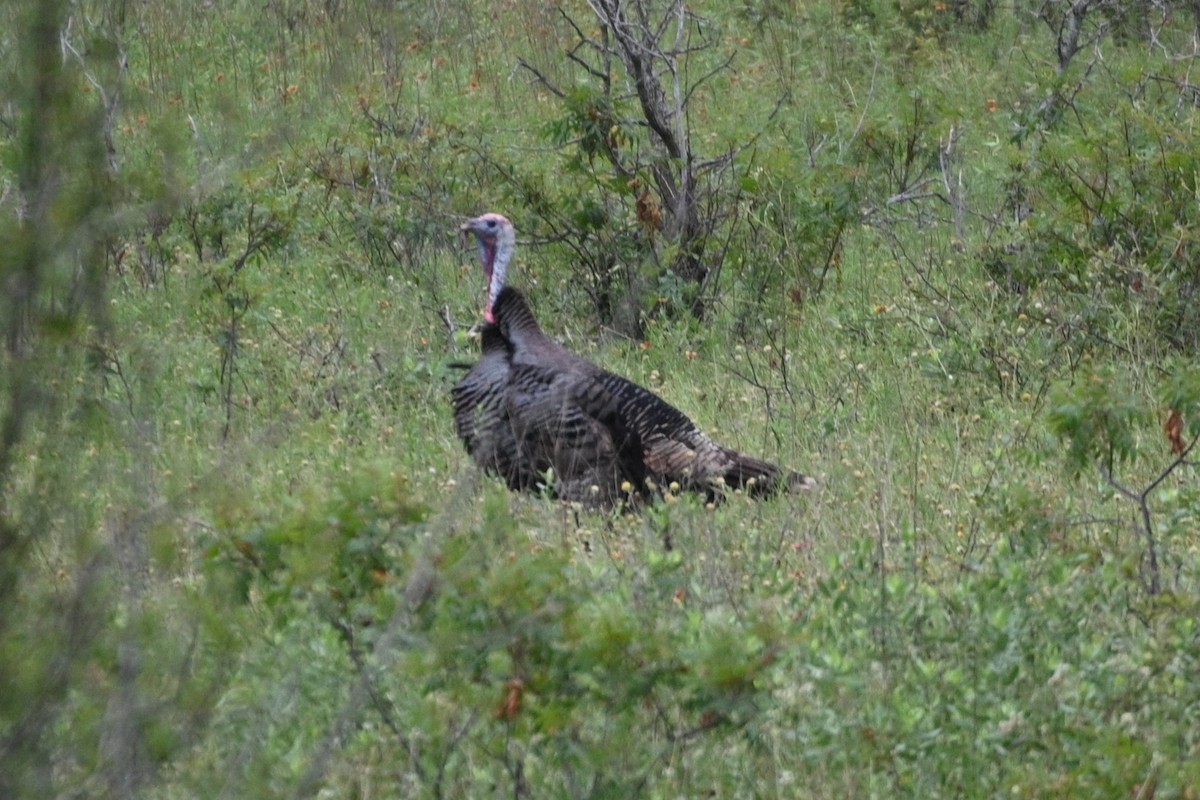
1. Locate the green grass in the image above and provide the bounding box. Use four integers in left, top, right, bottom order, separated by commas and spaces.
3, 0, 1200, 797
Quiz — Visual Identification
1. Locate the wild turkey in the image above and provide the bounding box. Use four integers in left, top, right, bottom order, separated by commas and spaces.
452, 212, 816, 506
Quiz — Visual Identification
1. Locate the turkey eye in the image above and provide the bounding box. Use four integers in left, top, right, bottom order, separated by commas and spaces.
486, 220, 496, 228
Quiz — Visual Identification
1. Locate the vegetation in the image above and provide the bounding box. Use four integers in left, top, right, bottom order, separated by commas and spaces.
2, 0, 1199, 796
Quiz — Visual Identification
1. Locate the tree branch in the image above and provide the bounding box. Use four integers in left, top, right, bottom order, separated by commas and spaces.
515, 57, 566, 98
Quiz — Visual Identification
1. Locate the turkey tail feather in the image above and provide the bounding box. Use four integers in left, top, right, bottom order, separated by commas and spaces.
723, 452, 817, 495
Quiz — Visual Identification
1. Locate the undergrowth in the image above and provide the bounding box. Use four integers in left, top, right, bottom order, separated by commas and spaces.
1, 0, 1198, 797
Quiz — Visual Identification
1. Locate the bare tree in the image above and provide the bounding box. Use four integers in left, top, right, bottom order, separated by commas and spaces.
518, 0, 780, 324
1022, 0, 1140, 134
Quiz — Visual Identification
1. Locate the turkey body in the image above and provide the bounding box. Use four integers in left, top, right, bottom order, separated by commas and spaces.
452, 213, 815, 508
451, 324, 540, 494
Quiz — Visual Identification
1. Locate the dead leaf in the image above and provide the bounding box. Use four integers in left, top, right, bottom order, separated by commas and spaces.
496, 678, 524, 721
636, 189, 662, 236
1164, 408, 1185, 456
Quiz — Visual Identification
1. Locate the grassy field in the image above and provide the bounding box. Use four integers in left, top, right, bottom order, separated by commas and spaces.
3, 0, 1200, 797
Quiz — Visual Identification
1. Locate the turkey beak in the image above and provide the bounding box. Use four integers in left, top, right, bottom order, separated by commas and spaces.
460, 220, 473, 246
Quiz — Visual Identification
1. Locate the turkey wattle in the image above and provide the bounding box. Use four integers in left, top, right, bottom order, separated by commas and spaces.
451, 212, 815, 506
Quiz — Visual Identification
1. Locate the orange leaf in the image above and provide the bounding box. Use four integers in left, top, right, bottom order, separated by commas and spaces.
496, 678, 524, 721
1164, 408, 1185, 456
636, 189, 662, 236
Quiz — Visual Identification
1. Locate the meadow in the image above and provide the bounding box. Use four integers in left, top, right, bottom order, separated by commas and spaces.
2, 0, 1199, 796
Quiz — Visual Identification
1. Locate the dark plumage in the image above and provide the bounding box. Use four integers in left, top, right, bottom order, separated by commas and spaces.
451, 324, 539, 493
452, 213, 815, 507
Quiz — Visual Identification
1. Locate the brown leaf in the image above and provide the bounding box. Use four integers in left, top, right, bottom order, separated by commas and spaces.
636, 189, 662, 236
496, 678, 524, 721
1164, 408, 1185, 456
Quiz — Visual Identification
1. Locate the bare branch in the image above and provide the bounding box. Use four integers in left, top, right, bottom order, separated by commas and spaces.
1141, 429, 1200, 496
516, 57, 566, 98
845, 51, 881, 153
1096, 462, 1141, 504
588, 0, 685, 161
940, 124, 966, 242
1093, 426, 1200, 597
884, 178, 942, 206
681, 51, 735, 110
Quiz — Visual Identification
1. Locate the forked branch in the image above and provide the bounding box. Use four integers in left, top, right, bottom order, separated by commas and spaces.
1096, 429, 1199, 596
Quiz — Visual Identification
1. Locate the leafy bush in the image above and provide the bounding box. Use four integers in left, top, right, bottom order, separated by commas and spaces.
191, 473, 799, 796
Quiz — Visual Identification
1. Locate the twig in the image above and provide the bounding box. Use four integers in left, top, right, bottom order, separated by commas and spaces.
845, 50, 881, 151
1095, 429, 1199, 595
515, 57, 567, 97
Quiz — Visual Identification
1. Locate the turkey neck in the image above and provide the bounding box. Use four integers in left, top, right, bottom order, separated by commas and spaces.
486, 224, 516, 320
492, 287, 548, 351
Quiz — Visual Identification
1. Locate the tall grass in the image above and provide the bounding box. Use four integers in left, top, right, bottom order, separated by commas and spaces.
1, 0, 1197, 796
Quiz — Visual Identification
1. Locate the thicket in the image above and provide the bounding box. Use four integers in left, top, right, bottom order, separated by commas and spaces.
1, 0, 1198, 797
